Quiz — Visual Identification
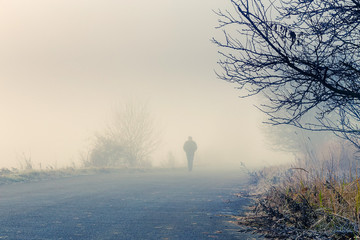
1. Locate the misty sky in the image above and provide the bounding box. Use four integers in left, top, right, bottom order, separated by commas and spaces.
0, 0, 291, 169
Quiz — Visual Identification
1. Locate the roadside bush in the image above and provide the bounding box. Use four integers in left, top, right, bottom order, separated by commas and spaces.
83, 134, 126, 168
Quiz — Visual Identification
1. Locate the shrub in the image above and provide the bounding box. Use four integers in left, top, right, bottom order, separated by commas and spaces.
84, 134, 126, 168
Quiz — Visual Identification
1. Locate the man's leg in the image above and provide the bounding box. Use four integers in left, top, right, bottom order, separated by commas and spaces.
187, 153, 194, 171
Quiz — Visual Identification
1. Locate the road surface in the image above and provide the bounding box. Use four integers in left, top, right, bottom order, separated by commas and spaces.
0, 169, 260, 239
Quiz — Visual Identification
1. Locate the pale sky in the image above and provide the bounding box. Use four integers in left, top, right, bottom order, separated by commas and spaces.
0, 0, 291, 169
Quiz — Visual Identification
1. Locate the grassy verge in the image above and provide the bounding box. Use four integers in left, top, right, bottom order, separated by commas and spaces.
0, 167, 133, 184
238, 153, 360, 239
0, 166, 182, 185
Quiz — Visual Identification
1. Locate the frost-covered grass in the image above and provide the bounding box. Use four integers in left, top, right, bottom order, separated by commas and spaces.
0, 167, 128, 184
0, 166, 181, 185
239, 141, 360, 239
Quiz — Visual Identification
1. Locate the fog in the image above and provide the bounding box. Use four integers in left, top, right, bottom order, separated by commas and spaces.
0, 0, 292, 169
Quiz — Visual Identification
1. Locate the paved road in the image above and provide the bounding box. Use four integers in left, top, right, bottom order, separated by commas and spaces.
0, 169, 260, 239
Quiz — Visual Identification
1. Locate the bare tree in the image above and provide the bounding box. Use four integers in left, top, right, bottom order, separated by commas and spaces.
85, 103, 159, 168
109, 103, 159, 167
213, 0, 360, 147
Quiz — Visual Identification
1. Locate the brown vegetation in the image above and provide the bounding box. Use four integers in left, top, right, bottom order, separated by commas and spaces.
239, 141, 360, 239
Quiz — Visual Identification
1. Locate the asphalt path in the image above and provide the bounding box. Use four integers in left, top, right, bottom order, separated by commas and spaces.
0, 169, 261, 240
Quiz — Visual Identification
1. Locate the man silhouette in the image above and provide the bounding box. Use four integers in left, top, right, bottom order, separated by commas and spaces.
183, 136, 197, 172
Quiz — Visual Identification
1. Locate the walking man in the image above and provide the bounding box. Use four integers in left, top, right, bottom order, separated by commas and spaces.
183, 136, 197, 172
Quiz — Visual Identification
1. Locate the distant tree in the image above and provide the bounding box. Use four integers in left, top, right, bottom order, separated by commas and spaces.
109, 103, 160, 167
85, 103, 159, 168
213, 0, 360, 148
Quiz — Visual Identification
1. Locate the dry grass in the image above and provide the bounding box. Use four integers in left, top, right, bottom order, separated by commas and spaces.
239, 141, 360, 239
